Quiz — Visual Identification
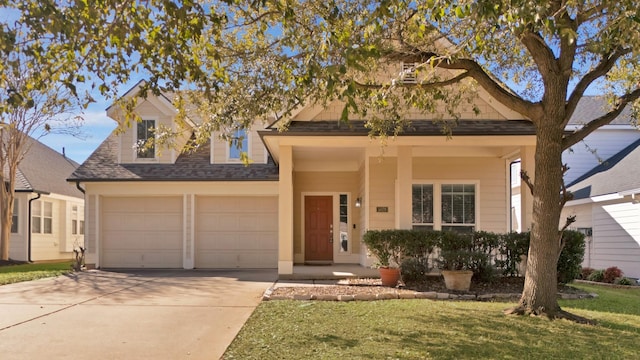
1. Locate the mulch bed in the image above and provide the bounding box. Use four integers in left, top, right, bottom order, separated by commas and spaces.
270, 276, 589, 299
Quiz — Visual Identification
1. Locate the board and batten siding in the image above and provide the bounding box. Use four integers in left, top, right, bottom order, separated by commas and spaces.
591, 200, 640, 278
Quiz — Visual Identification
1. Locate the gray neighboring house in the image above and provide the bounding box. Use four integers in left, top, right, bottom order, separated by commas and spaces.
7, 135, 85, 262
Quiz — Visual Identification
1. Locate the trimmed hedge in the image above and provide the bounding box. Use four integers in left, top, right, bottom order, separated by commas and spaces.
363, 229, 585, 284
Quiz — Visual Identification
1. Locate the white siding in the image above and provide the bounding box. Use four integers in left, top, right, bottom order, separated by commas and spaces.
590, 200, 640, 278
563, 128, 640, 184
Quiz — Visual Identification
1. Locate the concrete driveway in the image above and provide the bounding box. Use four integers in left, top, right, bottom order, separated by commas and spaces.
0, 269, 276, 360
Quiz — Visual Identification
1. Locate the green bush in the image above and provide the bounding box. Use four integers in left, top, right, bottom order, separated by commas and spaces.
581, 267, 595, 280
615, 277, 635, 286
495, 232, 530, 276
362, 230, 403, 267
557, 230, 586, 284
588, 269, 605, 282
399, 230, 438, 282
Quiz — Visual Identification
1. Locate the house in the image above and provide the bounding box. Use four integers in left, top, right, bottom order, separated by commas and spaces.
562, 139, 640, 279
8, 135, 85, 262
69, 75, 537, 276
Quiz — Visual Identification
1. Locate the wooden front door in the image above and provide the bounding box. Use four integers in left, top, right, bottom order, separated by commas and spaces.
305, 196, 333, 261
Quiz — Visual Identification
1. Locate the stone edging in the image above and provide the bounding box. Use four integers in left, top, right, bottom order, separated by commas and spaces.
262, 288, 598, 302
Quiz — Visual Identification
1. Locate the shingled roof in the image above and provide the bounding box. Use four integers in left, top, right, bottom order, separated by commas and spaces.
4, 134, 82, 198
568, 96, 637, 126
68, 132, 279, 182
264, 119, 537, 136
568, 138, 640, 200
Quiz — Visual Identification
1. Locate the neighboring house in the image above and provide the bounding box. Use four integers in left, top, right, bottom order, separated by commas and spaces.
7, 136, 85, 262
70, 75, 538, 276
562, 139, 640, 279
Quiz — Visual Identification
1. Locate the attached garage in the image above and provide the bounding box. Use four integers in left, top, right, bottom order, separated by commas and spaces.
196, 196, 278, 268
102, 196, 183, 268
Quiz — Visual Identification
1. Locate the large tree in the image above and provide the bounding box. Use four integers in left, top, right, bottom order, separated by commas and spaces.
3, 1, 640, 320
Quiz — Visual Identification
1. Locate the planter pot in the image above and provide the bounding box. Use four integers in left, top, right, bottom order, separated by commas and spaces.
441, 270, 473, 291
379, 267, 401, 287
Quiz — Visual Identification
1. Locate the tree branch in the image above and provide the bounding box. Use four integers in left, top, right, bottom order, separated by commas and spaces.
565, 48, 631, 123
520, 170, 534, 195
563, 88, 640, 150
520, 30, 560, 82
352, 71, 472, 90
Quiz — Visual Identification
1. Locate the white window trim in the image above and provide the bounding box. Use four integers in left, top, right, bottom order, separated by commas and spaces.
32, 200, 53, 235
412, 180, 480, 231
11, 199, 19, 234
226, 128, 251, 163
134, 118, 158, 162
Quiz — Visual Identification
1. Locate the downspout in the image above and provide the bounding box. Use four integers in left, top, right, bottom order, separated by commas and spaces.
75, 181, 85, 194
27, 193, 42, 263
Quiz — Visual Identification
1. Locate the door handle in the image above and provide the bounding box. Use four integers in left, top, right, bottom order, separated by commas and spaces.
329, 230, 333, 243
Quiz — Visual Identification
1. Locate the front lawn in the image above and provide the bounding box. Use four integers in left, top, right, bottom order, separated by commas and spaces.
224, 284, 640, 359
0, 261, 73, 285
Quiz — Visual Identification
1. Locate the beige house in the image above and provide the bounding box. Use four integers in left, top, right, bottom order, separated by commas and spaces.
8, 136, 84, 262
70, 79, 537, 276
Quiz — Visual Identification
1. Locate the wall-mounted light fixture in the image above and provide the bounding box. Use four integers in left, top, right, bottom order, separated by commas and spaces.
355, 197, 362, 208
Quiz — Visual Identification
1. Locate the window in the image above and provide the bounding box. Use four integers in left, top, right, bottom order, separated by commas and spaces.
412, 182, 477, 232
136, 119, 155, 159
339, 194, 349, 252
401, 62, 417, 84
32, 200, 53, 234
412, 184, 434, 230
228, 128, 248, 161
11, 200, 18, 233
511, 161, 521, 187
441, 184, 476, 232
71, 205, 84, 235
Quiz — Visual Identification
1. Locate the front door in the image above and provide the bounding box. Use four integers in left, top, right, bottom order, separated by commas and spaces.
305, 196, 333, 262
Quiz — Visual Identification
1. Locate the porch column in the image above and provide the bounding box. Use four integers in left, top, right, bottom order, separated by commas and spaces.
396, 146, 413, 229
520, 145, 535, 231
278, 145, 294, 275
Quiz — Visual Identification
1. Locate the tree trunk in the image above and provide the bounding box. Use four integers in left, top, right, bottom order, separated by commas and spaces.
511, 117, 564, 318
0, 202, 11, 261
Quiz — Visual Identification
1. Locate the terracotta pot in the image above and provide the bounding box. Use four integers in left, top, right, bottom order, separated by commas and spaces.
379, 267, 401, 287
441, 270, 473, 291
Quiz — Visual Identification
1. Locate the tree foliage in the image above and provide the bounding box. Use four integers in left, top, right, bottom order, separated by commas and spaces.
1, 0, 639, 320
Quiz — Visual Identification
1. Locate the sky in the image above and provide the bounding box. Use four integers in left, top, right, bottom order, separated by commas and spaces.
39, 79, 143, 164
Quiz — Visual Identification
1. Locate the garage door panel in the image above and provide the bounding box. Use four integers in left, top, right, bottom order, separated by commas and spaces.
102, 197, 182, 268
196, 196, 277, 269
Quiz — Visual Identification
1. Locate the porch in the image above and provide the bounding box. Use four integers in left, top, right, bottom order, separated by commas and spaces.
279, 264, 380, 280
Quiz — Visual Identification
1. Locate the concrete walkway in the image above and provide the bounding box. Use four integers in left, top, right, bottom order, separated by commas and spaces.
0, 269, 276, 360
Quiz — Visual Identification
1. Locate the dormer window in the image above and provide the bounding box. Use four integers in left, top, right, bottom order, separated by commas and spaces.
228, 128, 249, 162
136, 119, 156, 159
402, 62, 417, 84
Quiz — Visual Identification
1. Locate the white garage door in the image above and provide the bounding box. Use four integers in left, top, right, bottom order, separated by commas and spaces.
102, 196, 183, 268
196, 196, 277, 268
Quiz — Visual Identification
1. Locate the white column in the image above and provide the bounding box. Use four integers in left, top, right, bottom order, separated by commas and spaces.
278, 145, 294, 275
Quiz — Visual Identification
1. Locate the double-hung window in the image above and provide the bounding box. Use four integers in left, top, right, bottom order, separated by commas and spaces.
412, 183, 477, 232
71, 205, 84, 235
32, 200, 53, 234
11, 200, 18, 233
136, 119, 155, 159
228, 128, 248, 161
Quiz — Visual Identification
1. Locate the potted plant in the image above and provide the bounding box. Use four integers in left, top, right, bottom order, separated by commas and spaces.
363, 230, 404, 287
437, 231, 485, 291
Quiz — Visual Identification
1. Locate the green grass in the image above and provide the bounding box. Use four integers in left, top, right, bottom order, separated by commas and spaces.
0, 261, 73, 285
224, 284, 640, 360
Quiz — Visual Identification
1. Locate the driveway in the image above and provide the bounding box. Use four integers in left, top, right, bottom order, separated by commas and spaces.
0, 269, 276, 360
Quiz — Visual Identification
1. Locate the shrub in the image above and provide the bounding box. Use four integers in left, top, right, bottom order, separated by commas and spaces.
362, 230, 403, 267
495, 232, 529, 276
399, 230, 438, 282
603, 266, 623, 283
615, 277, 635, 286
580, 267, 595, 280
587, 269, 605, 282
557, 230, 586, 284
